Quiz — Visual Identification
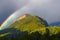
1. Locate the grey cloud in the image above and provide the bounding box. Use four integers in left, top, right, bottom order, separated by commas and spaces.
10, 0, 60, 23
1, 0, 60, 30
21, 0, 60, 24
14, 0, 60, 24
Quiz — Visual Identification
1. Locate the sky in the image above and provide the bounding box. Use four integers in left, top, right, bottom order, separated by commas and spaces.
0, 0, 60, 30
0, 0, 29, 24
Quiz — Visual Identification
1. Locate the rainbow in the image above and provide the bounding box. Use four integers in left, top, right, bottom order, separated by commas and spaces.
0, 5, 28, 30
0, 13, 16, 30
0, 1, 30, 30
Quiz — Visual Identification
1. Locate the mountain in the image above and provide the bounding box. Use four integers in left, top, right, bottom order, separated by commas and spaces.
0, 14, 60, 40
0, 14, 48, 35
50, 22, 60, 26
9, 14, 49, 28
0, 14, 49, 39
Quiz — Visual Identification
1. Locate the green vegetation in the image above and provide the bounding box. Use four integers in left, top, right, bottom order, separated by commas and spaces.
0, 27, 60, 40
0, 14, 60, 40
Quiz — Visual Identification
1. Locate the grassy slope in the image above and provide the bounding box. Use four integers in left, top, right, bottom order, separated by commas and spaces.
0, 14, 60, 40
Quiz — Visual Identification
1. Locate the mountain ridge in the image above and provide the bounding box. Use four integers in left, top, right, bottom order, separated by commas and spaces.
8, 14, 49, 29
0, 14, 60, 40
50, 22, 60, 26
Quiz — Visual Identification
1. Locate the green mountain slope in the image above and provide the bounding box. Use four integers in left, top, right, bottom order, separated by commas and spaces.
8, 14, 48, 31
0, 14, 60, 40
